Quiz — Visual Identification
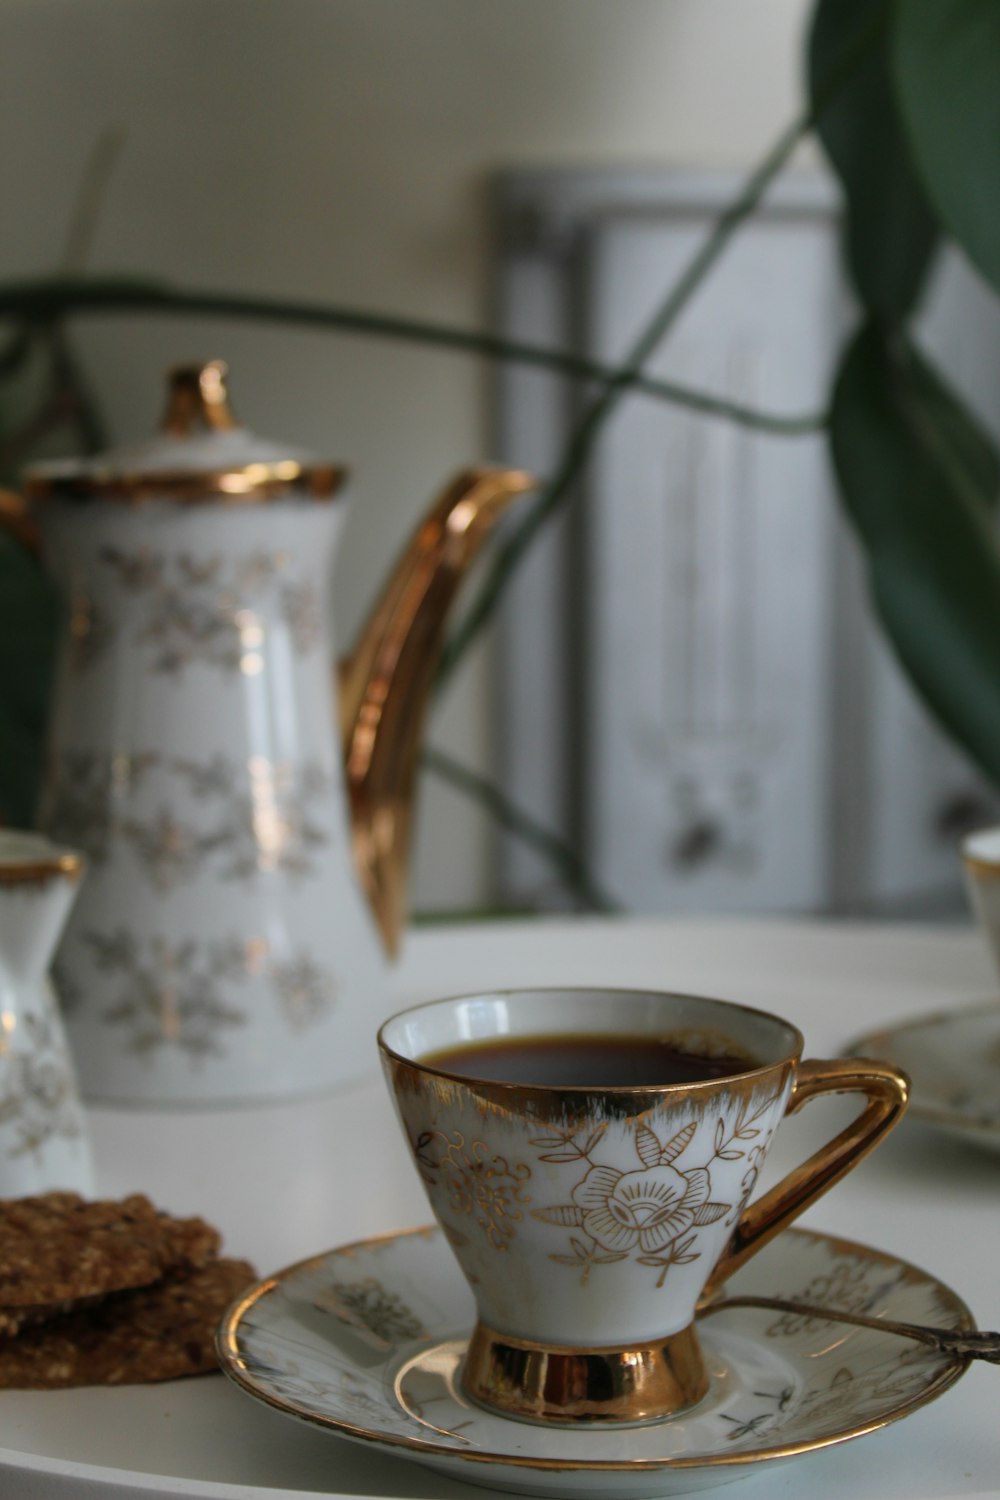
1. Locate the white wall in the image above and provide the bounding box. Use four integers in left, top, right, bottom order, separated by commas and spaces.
0, 0, 812, 913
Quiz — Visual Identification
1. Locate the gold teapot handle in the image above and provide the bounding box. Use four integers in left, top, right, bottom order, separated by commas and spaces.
339, 466, 534, 957
704, 1056, 909, 1293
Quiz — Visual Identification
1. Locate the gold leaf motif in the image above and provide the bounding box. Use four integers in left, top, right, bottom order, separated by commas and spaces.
580, 1122, 609, 1155
659, 1121, 697, 1162
530, 1204, 586, 1227
692, 1201, 730, 1226
635, 1123, 662, 1168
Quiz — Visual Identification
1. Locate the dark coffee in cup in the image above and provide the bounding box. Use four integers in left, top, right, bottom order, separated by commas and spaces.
422, 1033, 759, 1088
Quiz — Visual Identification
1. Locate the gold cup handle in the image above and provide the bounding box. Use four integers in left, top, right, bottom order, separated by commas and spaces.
704, 1057, 909, 1295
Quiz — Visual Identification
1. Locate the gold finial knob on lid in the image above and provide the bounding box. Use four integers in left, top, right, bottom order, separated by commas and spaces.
161, 360, 239, 436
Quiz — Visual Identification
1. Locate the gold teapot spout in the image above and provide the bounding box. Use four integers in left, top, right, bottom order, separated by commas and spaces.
338, 466, 534, 956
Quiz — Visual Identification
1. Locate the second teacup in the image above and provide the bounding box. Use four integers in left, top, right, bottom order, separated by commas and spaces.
379, 987, 908, 1427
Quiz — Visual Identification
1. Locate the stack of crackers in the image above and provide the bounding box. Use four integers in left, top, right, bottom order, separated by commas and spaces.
0, 1192, 255, 1388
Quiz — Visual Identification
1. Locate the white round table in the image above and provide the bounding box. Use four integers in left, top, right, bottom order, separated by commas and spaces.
1, 917, 996, 1500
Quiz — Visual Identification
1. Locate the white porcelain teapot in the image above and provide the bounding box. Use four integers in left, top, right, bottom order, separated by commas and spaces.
22, 361, 531, 1105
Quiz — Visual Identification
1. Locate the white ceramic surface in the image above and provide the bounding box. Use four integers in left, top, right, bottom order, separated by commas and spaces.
219, 1223, 971, 1500
0, 832, 92, 1195
849, 1000, 1000, 1153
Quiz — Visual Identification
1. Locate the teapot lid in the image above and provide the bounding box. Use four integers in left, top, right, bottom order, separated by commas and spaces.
23, 361, 347, 505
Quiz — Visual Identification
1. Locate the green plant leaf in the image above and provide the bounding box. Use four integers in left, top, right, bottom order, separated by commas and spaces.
0, 533, 57, 827
808, 0, 938, 321
830, 322, 1000, 790
891, 0, 1000, 296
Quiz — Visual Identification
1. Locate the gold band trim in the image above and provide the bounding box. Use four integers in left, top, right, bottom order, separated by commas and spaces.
0, 852, 85, 885
963, 853, 1000, 882
24, 463, 347, 505
460, 1319, 708, 1425
25, 362, 347, 505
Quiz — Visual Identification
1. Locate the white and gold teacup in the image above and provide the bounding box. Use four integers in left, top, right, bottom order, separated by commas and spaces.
379, 988, 908, 1427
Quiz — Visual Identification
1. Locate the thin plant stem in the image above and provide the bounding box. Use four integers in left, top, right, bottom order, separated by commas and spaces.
44, 330, 108, 455
60, 128, 127, 274
0, 276, 824, 437
23, 128, 130, 464
422, 745, 620, 913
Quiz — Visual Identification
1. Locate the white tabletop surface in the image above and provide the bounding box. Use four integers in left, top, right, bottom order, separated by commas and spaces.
0, 915, 996, 1500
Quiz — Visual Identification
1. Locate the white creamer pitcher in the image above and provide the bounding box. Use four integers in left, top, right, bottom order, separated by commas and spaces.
0, 832, 92, 1191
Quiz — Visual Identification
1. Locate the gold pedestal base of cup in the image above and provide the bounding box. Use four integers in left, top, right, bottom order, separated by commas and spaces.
461, 1320, 709, 1426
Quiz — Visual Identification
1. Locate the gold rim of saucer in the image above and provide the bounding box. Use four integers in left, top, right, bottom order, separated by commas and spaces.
217, 1222, 974, 1476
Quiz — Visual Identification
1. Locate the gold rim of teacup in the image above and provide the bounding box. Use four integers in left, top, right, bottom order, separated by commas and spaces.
377, 986, 805, 1096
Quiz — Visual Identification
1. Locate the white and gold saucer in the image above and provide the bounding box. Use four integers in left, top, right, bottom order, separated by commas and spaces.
849, 1001, 1000, 1154
217, 1224, 972, 1499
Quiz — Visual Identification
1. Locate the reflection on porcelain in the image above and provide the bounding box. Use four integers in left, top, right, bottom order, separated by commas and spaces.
849, 1000, 1000, 1154
217, 1224, 972, 1500
379, 989, 908, 1424
0, 832, 92, 1194
961, 827, 1000, 988
19, 360, 533, 1105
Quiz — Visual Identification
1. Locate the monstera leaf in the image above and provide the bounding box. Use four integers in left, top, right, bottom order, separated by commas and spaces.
0, 530, 56, 827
